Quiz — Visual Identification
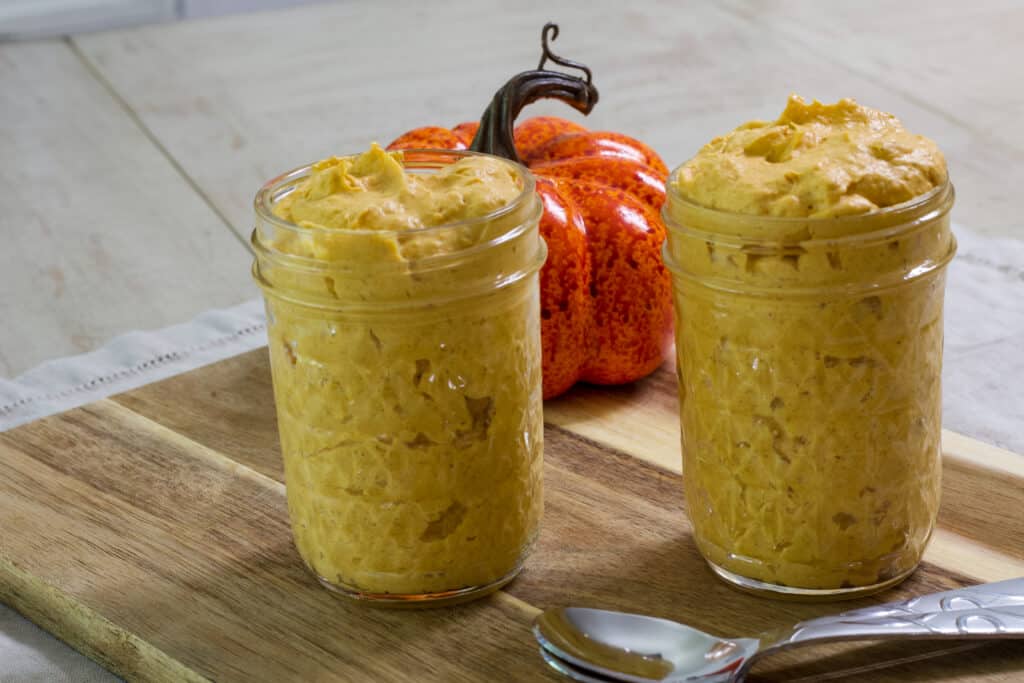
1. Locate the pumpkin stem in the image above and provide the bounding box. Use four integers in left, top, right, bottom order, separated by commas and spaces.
469, 23, 599, 164
537, 23, 593, 84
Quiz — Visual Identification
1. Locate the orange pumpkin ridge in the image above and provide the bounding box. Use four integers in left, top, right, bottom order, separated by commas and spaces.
532, 157, 666, 213
451, 122, 479, 147
515, 116, 590, 162
531, 131, 669, 177
559, 181, 673, 384
535, 178, 592, 398
388, 126, 467, 151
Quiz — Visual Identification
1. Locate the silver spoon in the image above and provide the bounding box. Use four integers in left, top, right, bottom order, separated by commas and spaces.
534, 577, 1024, 682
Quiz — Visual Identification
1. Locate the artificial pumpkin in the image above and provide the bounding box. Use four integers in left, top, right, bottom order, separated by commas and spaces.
388, 25, 674, 399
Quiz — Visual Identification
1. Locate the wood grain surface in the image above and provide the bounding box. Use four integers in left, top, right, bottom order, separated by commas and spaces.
69, 0, 1024, 244
0, 39, 255, 378
2, 348, 1022, 682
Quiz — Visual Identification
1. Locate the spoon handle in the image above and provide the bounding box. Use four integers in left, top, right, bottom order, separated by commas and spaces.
772, 604, 1024, 650
825, 577, 1024, 621
770, 578, 1024, 650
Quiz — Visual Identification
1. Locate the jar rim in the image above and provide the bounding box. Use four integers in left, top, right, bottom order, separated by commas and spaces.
665, 164, 948, 224
664, 171, 954, 248
250, 148, 546, 310
253, 148, 537, 245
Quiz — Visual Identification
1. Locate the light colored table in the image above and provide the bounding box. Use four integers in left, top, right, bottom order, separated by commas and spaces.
1, 1, 1022, 681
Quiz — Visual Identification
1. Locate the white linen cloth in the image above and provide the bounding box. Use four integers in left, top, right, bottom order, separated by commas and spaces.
0, 299, 268, 431
0, 225, 1022, 681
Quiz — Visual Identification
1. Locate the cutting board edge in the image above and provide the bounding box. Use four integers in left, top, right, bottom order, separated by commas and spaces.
941, 428, 1024, 479
0, 554, 208, 683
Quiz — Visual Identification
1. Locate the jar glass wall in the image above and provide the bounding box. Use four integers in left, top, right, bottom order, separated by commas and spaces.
252, 150, 546, 606
663, 178, 956, 599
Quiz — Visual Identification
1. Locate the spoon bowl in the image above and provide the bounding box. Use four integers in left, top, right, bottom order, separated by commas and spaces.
533, 577, 1024, 682
534, 607, 756, 682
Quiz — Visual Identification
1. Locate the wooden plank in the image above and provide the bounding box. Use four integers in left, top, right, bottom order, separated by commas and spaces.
0, 399, 558, 683
0, 558, 200, 683
113, 349, 282, 481
69, 0, 1019, 241
545, 363, 681, 472
97, 348, 1024, 681
943, 430, 1024, 481
0, 39, 253, 378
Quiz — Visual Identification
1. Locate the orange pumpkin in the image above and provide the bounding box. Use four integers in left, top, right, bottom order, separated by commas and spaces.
389, 25, 673, 399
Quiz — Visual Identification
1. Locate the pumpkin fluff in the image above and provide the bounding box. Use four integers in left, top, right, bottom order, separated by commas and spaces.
264, 145, 543, 596
665, 96, 952, 592
675, 95, 946, 218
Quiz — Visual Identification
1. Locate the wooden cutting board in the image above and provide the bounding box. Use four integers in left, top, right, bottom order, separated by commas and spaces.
1, 348, 1022, 682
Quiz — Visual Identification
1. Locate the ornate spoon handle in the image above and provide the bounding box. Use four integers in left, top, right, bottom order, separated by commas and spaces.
770, 604, 1024, 650
825, 577, 1024, 621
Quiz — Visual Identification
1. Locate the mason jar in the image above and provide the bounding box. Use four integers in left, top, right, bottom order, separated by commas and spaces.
252, 150, 546, 606
663, 178, 956, 599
